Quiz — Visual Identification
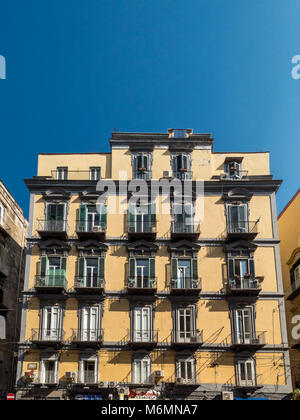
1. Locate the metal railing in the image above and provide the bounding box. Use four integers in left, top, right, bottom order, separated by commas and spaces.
235, 374, 263, 388
171, 221, 200, 234
222, 170, 249, 180
50, 170, 101, 181
222, 331, 266, 347
166, 374, 200, 385
127, 276, 157, 290
71, 328, 104, 343
128, 221, 157, 234
226, 220, 259, 236
128, 329, 159, 344
133, 171, 152, 180
228, 276, 263, 291
35, 273, 67, 288
174, 171, 193, 180
74, 276, 105, 289
31, 328, 65, 342
37, 219, 69, 234
171, 330, 203, 345
76, 221, 106, 234
171, 277, 202, 290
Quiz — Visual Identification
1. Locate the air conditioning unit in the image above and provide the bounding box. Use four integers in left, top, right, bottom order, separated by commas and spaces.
175, 377, 186, 384
222, 391, 234, 401
65, 371, 76, 380
92, 226, 102, 232
108, 381, 118, 388
190, 335, 201, 343
163, 171, 173, 179
98, 381, 108, 388
24, 371, 36, 380
154, 370, 164, 378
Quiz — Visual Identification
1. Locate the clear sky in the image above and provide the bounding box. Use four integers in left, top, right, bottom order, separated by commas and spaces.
0, 0, 299, 217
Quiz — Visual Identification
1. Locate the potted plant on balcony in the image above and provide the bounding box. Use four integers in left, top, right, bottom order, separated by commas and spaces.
180, 168, 187, 172
244, 273, 252, 279
138, 167, 146, 172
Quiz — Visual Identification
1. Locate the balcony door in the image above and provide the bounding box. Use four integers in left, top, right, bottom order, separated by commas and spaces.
177, 358, 196, 383
87, 206, 101, 231
46, 203, 65, 231
177, 260, 192, 289
176, 307, 195, 343
81, 306, 100, 342
136, 259, 150, 288
85, 258, 99, 288
235, 308, 254, 344
41, 360, 57, 384
228, 204, 248, 233
133, 356, 151, 384
237, 359, 256, 387
42, 306, 61, 341
134, 307, 151, 342
172, 203, 194, 233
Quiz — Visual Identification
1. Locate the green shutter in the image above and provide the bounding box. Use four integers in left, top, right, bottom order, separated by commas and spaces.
149, 258, 155, 282
56, 204, 65, 221
192, 258, 198, 280
98, 257, 105, 281
78, 257, 85, 282
60, 257, 67, 271
171, 258, 178, 280
128, 203, 135, 231
129, 258, 136, 281
150, 203, 156, 227
79, 204, 87, 231
228, 258, 235, 280
40, 256, 47, 277
249, 258, 255, 278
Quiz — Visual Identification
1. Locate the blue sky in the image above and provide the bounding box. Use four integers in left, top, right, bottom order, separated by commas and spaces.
0, 0, 299, 217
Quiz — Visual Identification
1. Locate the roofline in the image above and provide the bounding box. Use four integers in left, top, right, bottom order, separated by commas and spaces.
278, 188, 300, 219
213, 151, 270, 154
38, 152, 111, 156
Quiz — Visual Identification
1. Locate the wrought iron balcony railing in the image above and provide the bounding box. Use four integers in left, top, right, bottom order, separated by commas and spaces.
31, 328, 65, 343
171, 277, 202, 291
174, 171, 193, 180
222, 331, 266, 349
75, 221, 106, 234
171, 330, 203, 346
227, 276, 263, 295
74, 276, 105, 290
127, 329, 159, 347
127, 276, 157, 291
70, 328, 104, 343
221, 170, 249, 181
35, 273, 67, 289
50, 170, 101, 181
133, 171, 152, 180
225, 374, 263, 389
226, 220, 259, 237
37, 219, 69, 236
127, 221, 157, 235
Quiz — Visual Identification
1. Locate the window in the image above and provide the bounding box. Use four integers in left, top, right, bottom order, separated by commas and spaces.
225, 161, 242, 179
291, 260, 300, 291
172, 202, 194, 233
77, 256, 105, 287
233, 307, 255, 344
45, 203, 66, 231
78, 204, 107, 232
228, 256, 255, 289
227, 204, 248, 233
132, 355, 152, 384
175, 306, 196, 343
176, 357, 196, 383
79, 356, 98, 384
0, 315, 6, 340
128, 203, 156, 233
129, 257, 155, 288
40, 255, 67, 287
40, 358, 58, 384
90, 167, 101, 181
132, 153, 152, 179
41, 306, 62, 341
133, 306, 152, 342
172, 154, 191, 179
80, 306, 101, 341
171, 257, 198, 289
56, 167, 68, 180
236, 359, 256, 387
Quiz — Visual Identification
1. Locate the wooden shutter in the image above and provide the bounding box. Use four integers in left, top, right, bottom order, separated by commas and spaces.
192, 258, 198, 280
40, 256, 47, 277
149, 258, 155, 282
129, 258, 136, 281
78, 257, 85, 281
79, 204, 87, 231
150, 203, 156, 227
98, 257, 105, 281
228, 258, 235, 280
249, 258, 255, 278
171, 258, 178, 280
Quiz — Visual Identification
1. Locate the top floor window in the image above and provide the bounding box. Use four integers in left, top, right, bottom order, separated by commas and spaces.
291, 260, 300, 292
172, 153, 192, 180
90, 167, 101, 181
56, 167, 68, 180
132, 153, 152, 180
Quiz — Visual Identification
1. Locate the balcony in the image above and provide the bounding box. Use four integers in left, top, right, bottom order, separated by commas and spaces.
230, 331, 266, 351
34, 273, 67, 294
127, 221, 157, 241
70, 329, 104, 348
37, 219, 69, 240
220, 170, 249, 181
50, 170, 101, 181
174, 170, 193, 181
127, 329, 159, 349
75, 221, 106, 241
235, 374, 263, 391
30, 328, 65, 347
133, 170, 152, 180
287, 278, 300, 301
226, 276, 263, 297
127, 277, 157, 295
170, 277, 202, 296
171, 222, 200, 241
74, 276, 105, 295
171, 330, 203, 350
225, 220, 259, 241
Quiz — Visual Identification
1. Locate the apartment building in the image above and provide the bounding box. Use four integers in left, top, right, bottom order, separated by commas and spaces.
0, 180, 27, 398
278, 189, 300, 394
16, 129, 291, 400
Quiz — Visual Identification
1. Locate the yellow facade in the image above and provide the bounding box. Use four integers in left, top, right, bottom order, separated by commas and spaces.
278, 189, 300, 393
17, 129, 291, 400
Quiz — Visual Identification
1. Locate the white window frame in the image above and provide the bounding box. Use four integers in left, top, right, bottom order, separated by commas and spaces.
233, 306, 255, 344
40, 356, 59, 384
176, 356, 196, 383
236, 359, 256, 387
175, 306, 196, 343
89, 167, 101, 181
133, 306, 152, 342
79, 354, 98, 384
79, 305, 100, 342
56, 167, 68, 180
41, 305, 62, 341
132, 355, 152, 384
